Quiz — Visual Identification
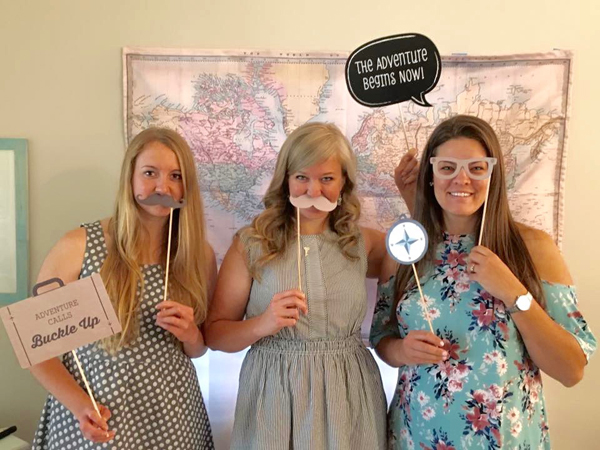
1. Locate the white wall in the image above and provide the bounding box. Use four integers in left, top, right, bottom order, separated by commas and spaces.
1, 1, 598, 448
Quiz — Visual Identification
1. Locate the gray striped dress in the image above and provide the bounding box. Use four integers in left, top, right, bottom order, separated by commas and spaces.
231, 230, 387, 450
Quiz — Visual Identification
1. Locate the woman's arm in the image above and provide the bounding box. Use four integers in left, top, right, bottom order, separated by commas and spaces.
204, 237, 307, 353
372, 254, 446, 368
361, 227, 386, 279
28, 227, 115, 442
468, 226, 589, 387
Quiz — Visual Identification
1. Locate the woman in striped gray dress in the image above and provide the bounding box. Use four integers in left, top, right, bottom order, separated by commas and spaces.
205, 122, 388, 449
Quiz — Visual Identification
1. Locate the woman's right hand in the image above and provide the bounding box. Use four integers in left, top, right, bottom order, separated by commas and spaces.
256, 289, 308, 337
394, 148, 419, 215
75, 403, 115, 443
398, 330, 447, 365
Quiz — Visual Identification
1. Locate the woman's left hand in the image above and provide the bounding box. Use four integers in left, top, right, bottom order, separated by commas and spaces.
467, 245, 526, 306
156, 300, 200, 344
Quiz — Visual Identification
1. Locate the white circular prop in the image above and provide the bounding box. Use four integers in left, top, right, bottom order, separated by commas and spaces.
385, 217, 428, 265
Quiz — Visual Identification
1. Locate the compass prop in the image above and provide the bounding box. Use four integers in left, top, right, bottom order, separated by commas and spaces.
385, 216, 433, 333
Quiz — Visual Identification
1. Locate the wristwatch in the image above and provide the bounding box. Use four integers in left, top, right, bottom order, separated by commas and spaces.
507, 291, 533, 314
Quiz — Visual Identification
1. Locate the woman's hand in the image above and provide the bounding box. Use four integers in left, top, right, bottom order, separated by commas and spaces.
467, 245, 527, 306
398, 330, 447, 365
156, 300, 201, 344
394, 148, 419, 214
255, 289, 307, 337
75, 403, 115, 443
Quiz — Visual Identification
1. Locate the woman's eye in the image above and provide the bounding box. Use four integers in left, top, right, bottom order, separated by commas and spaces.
295, 175, 307, 181
143, 170, 156, 177
321, 177, 334, 182
171, 173, 183, 180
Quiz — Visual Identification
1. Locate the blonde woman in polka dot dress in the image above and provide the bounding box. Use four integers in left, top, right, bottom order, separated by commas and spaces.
30, 128, 216, 449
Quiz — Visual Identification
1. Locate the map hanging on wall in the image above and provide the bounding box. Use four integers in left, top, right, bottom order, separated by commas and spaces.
124, 48, 571, 262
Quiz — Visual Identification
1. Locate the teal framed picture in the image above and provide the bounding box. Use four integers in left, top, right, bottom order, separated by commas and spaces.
0, 139, 28, 305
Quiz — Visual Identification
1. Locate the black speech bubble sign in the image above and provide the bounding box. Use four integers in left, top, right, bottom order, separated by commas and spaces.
346, 33, 441, 108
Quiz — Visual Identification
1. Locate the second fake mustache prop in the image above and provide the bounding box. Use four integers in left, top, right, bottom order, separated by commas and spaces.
289, 194, 338, 212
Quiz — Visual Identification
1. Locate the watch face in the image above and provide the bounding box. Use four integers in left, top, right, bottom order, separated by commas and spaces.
386, 218, 428, 265
516, 293, 532, 311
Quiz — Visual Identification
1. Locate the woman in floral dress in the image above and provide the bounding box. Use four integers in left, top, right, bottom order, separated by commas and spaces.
371, 115, 596, 449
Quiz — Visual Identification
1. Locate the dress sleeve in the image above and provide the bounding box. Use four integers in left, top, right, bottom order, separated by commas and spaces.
542, 282, 597, 362
369, 276, 400, 348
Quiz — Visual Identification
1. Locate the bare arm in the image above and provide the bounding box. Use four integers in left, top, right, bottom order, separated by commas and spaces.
361, 227, 386, 279
468, 226, 588, 387
204, 237, 306, 353
28, 227, 115, 442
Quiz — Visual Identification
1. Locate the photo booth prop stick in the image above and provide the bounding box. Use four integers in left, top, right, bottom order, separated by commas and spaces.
385, 216, 433, 333
0, 274, 121, 414
136, 193, 187, 302
345, 33, 441, 108
289, 195, 338, 290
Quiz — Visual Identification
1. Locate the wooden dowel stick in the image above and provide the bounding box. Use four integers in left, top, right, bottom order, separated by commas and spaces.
412, 263, 433, 333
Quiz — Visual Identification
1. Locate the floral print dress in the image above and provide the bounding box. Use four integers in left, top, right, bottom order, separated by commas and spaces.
370, 233, 596, 450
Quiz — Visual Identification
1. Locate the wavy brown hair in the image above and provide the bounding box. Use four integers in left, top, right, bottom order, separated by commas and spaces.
100, 127, 210, 352
393, 115, 545, 319
239, 122, 362, 279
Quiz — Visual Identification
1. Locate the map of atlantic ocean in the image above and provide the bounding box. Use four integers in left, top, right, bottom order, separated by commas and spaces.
125, 49, 571, 260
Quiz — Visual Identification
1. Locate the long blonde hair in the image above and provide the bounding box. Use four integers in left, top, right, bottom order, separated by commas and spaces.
101, 127, 209, 352
239, 122, 362, 279
393, 115, 545, 317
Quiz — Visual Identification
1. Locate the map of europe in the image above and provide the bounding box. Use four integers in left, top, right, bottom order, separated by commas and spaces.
124, 49, 571, 261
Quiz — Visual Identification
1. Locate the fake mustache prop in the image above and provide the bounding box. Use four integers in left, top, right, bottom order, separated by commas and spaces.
289, 194, 338, 212
136, 193, 186, 209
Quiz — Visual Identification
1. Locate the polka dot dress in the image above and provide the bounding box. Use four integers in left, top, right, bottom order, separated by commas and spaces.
32, 221, 214, 449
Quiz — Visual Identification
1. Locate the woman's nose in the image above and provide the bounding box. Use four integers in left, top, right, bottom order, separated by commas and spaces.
307, 180, 321, 197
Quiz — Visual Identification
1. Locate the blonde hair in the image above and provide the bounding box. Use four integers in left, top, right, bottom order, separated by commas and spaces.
239, 122, 362, 278
101, 127, 209, 352
393, 115, 545, 317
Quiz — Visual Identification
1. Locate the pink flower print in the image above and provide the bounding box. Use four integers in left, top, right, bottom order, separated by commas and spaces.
456, 362, 470, 375
447, 250, 466, 268
488, 384, 503, 400
428, 307, 441, 320
492, 428, 502, 447
510, 420, 523, 437
417, 391, 430, 406
507, 407, 520, 423
498, 321, 509, 340
473, 303, 494, 327
496, 358, 508, 376
455, 281, 470, 293
422, 406, 436, 420
466, 407, 490, 431
443, 340, 461, 360
446, 267, 461, 282
448, 379, 464, 393
472, 390, 488, 404
483, 352, 495, 364
435, 442, 456, 450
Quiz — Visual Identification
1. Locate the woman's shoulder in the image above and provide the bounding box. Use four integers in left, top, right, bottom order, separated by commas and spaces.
359, 226, 384, 250
516, 222, 572, 284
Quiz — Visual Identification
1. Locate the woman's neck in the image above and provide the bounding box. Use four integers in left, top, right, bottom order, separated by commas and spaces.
443, 213, 478, 235
299, 216, 329, 235
139, 216, 168, 264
